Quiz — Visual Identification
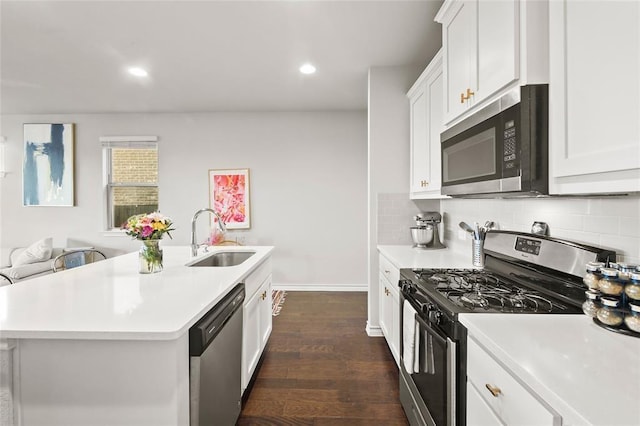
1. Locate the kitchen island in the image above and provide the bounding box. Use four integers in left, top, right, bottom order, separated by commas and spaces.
0, 245, 273, 426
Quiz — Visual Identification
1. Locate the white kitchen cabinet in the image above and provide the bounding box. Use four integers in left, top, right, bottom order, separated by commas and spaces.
379, 253, 400, 366
466, 381, 503, 426
242, 258, 273, 394
408, 49, 446, 199
435, 0, 548, 126
549, 0, 640, 195
466, 336, 561, 425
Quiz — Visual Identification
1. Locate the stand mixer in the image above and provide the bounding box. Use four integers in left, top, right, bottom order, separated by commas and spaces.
410, 212, 446, 250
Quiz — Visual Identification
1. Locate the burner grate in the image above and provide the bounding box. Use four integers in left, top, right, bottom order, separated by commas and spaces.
415, 268, 570, 313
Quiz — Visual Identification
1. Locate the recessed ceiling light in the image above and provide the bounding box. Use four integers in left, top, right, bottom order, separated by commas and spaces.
299, 63, 316, 75
128, 67, 148, 77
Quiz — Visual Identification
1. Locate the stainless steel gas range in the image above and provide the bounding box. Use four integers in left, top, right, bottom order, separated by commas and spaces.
398, 230, 615, 426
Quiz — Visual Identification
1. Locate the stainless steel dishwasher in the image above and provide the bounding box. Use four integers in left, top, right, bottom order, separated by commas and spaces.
189, 283, 245, 426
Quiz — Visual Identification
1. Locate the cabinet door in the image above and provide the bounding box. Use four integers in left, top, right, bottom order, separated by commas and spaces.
467, 381, 504, 426
242, 288, 261, 393
410, 51, 445, 200
409, 84, 429, 195
442, 0, 477, 121
477, 0, 518, 101
259, 276, 273, 349
389, 284, 401, 366
549, 0, 640, 194
379, 273, 391, 341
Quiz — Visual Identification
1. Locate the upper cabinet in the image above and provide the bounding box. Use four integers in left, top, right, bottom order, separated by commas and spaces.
435, 0, 548, 127
408, 49, 446, 199
549, 1, 640, 195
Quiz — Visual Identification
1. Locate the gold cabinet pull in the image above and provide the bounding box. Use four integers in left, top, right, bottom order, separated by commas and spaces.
420, 180, 429, 187
460, 92, 466, 103
466, 88, 475, 98
485, 384, 502, 397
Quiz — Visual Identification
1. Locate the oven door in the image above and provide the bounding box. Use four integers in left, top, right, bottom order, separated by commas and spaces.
403, 312, 457, 426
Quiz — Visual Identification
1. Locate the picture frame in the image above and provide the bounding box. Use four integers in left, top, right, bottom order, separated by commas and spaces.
208, 168, 251, 229
23, 123, 75, 206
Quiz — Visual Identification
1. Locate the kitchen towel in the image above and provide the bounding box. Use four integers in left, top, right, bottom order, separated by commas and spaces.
402, 300, 420, 374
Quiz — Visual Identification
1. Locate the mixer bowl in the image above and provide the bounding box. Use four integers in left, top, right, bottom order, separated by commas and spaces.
410, 226, 433, 246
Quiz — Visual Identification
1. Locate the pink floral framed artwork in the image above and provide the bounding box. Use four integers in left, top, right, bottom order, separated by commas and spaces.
208, 168, 251, 229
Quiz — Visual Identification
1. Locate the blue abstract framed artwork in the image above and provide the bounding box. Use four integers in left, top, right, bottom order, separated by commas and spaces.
23, 123, 75, 206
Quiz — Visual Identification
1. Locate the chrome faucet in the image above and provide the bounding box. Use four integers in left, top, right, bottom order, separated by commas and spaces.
191, 208, 227, 256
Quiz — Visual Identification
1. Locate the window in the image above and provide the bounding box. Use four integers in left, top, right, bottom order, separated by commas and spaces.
101, 136, 159, 230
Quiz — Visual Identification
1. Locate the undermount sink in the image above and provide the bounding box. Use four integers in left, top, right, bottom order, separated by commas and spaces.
187, 251, 256, 267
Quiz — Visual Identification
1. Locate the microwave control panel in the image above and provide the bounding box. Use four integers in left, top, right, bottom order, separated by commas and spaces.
502, 119, 519, 177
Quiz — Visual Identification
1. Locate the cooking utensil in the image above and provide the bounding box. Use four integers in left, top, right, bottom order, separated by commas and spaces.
459, 222, 475, 234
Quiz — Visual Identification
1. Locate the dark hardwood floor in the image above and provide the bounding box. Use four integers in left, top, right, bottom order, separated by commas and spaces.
238, 291, 409, 426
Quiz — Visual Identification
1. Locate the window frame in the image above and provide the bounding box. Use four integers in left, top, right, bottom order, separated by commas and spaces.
100, 136, 159, 233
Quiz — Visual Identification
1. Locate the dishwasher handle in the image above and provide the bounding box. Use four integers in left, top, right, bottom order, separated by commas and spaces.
189, 283, 245, 356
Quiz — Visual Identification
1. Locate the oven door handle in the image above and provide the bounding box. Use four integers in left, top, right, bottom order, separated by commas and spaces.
414, 313, 447, 344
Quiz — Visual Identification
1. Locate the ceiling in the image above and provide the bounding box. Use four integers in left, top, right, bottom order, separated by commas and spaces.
0, 0, 442, 114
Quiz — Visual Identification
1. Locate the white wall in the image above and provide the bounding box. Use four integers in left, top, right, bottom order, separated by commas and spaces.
367, 65, 424, 334
0, 112, 368, 288
442, 196, 640, 264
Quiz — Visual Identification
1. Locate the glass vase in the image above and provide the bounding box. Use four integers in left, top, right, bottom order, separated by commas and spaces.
139, 239, 163, 274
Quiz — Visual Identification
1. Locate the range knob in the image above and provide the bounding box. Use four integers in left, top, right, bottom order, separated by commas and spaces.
428, 310, 442, 325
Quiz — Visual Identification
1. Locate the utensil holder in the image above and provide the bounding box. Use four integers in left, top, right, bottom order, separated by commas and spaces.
472, 239, 484, 267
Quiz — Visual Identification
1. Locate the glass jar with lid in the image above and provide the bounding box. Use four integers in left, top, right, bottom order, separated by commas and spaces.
624, 302, 640, 333
625, 272, 640, 301
618, 263, 638, 282
583, 262, 604, 289
596, 296, 624, 327
582, 290, 601, 318
598, 268, 624, 296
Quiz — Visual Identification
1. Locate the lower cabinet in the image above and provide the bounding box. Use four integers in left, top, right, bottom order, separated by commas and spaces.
466, 336, 561, 425
379, 254, 400, 366
242, 259, 273, 395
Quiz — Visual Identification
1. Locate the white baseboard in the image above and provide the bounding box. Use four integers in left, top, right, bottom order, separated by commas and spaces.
271, 283, 367, 292
366, 322, 383, 337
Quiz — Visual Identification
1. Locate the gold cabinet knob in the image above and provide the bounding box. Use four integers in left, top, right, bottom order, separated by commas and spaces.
466, 88, 475, 98
485, 384, 502, 397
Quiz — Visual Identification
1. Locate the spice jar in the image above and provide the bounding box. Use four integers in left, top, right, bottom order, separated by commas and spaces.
625, 273, 640, 301
582, 290, 601, 318
618, 263, 637, 282
624, 302, 640, 333
598, 268, 624, 296
596, 296, 624, 327
583, 262, 604, 289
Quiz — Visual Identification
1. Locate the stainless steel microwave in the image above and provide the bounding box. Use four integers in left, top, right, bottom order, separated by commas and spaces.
440, 84, 548, 197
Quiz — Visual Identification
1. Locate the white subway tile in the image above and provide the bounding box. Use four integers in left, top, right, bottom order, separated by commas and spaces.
599, 234, 640, 262
583, 215, 620, 236
619, 217, 640, 238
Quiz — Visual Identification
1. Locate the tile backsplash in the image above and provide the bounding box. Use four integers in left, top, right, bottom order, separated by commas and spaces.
377, 193, 440, 245
441, 195, 640, 264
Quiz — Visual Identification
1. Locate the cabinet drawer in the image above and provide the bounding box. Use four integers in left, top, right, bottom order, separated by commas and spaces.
467, 337, 560, 425
245, 257, 272, 299
379, 254, 399, 288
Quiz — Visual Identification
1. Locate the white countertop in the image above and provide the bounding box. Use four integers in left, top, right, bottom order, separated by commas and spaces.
377, 245, 474, 269
460, 314, 640, 426
0, 246, 273, 341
